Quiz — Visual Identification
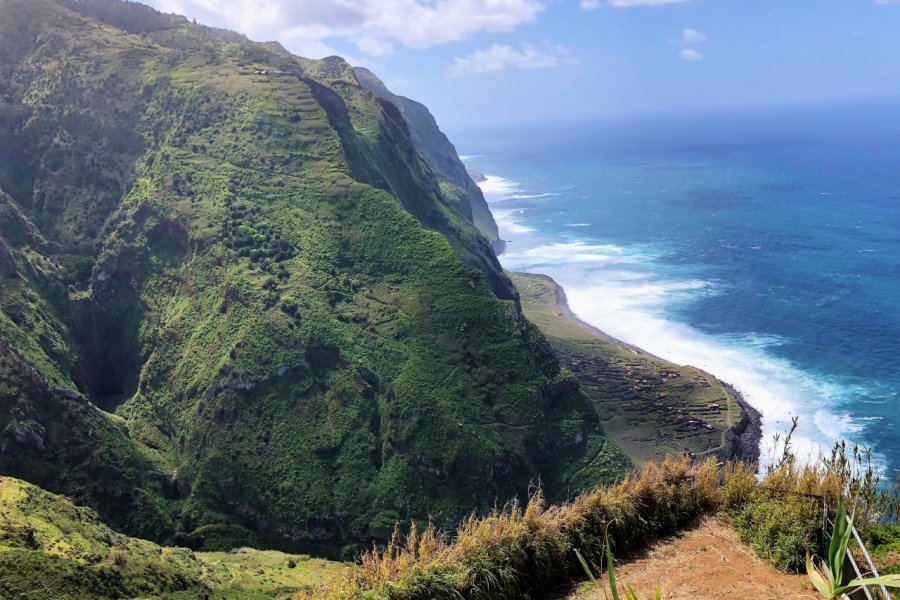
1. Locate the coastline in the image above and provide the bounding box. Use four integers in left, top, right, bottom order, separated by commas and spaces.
521, 269, 763, 466
475, 168, 766, 467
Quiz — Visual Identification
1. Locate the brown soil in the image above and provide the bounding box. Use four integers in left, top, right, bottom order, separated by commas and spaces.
560, 515, 814, 600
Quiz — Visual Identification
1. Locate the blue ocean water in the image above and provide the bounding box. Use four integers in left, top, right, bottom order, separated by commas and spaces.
455, 102, 900, 476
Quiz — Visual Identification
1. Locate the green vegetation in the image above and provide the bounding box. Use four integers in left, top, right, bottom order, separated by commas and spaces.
863, 524, 900, 598
723, 423, 895, 574
298, 457, 722, 599
5, 433, 897, 600
511, 272, 753, 465
805, 499, 900, 599
294, 432, 899, 599
0, 476, 346, 599
5, 4, 896, 600
864, 525, 900, 573
0, 0, 605, 550
352, 67, 501, 251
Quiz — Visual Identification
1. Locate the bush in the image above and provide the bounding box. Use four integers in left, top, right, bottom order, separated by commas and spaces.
298, 434, 900, 598
296, 457, 721, 600
731, 494, 820, 572
723, 425, 896, 574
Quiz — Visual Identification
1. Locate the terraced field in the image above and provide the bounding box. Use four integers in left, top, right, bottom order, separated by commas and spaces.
511, 272, 759, 465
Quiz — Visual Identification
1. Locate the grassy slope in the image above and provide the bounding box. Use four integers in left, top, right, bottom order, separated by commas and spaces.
0, 476, 345, 599
0, 0, 606, 548
510, 271, 746, 465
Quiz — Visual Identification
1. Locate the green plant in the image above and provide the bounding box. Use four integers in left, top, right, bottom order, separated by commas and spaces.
807, 499, 900, 599
298, 457, 717, 599
575, 541, 661, 600
725, 426, 899, 574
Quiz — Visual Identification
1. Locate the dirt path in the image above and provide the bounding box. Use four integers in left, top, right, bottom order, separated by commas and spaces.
695, 371, 734, 457
559, 515, 814, 600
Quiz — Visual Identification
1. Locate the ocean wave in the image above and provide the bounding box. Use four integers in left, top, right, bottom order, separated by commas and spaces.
475, 168, 884, 471
559, 271, 879, 469
508, 192, 557, 200
492, 208, 536, 234
502, 241, 638, 270
479, 174, 522, 201
478, 174, 558, 203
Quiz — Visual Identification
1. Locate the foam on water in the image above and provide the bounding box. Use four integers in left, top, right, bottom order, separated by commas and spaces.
492, 208, 536, 234
479, 173, 885, 470
478, 174, 521, 200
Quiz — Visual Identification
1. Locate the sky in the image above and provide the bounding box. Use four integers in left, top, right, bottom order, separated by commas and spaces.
147, 0, 900, 132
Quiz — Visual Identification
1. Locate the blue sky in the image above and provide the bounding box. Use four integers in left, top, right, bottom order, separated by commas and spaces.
149, 0, 900, 131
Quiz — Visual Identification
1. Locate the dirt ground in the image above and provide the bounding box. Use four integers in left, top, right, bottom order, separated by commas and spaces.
560, 515, 815, 600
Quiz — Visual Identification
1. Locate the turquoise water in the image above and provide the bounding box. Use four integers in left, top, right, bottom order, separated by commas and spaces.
455, 102, 900, 476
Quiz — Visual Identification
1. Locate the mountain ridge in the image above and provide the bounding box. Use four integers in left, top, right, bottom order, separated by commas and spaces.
0, 0, 619, 550
352, 66, 503, 253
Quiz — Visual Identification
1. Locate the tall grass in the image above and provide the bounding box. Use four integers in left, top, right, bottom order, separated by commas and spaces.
724, 425, 896, 573
299, 435, 900, 599
297, 457, 721, 600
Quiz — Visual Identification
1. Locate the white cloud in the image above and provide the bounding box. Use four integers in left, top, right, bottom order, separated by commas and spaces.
581, 0, 692, 9
680, 28, 706, 44
680, 48, 703, 61
450, 43, 577, 76
151, 0, 545, 58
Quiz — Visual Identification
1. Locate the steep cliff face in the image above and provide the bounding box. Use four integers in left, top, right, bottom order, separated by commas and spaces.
352, 67, 503, 252
0, 0, 608, 547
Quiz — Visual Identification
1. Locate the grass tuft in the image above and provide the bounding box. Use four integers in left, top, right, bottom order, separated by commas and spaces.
297, 456, 721, 599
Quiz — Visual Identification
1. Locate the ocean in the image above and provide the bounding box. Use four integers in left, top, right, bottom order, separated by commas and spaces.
454, 101, 900, 477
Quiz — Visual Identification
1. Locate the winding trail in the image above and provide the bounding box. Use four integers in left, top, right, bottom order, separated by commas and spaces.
694, 371, 735, 458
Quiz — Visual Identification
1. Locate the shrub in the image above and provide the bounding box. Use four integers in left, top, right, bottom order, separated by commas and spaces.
296, 457, 721, 600
297, 429, 900, 598
724, 423, 896, 574
730, 493, 820, 572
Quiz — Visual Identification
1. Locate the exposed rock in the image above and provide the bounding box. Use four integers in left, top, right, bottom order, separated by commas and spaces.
727, 383, 762, 466
6, 421, 45, 452
224, 371, 254, 391
52, 387, 86, 402
161, 472, 192, 499
0, 236, 15, 276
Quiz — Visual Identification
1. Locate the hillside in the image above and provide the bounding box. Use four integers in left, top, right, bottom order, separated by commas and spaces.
0, 0, 621, 550
510, 272, 759, 464
0, 476, 345, 599
352, 67, 502, 252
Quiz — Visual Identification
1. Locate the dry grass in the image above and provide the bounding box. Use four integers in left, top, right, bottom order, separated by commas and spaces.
297, 436, 896, 599
564, 515, 811, 600
297, 457, 722, 600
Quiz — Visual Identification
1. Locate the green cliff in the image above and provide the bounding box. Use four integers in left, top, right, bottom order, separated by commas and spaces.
0, 0, 615, 550
352, 67, 502, 252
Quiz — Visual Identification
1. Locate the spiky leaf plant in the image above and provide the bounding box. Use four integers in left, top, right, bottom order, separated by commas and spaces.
807, 499, 900, 598
576, 543, 661, 600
